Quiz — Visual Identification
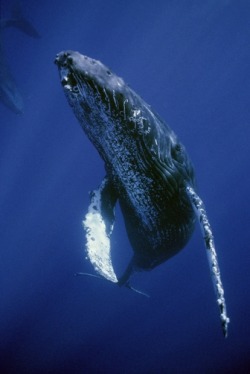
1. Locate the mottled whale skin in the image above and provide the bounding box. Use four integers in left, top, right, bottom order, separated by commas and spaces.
55, 51, 229, 336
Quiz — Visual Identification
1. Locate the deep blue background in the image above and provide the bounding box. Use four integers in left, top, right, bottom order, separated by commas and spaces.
0, 1, 250, 373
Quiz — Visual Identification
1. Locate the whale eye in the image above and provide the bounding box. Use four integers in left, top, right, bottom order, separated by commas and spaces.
171, 143, 184, 163
106, 70, 112, 76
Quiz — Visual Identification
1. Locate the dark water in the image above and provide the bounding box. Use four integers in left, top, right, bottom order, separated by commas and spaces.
0, 0, 249, 373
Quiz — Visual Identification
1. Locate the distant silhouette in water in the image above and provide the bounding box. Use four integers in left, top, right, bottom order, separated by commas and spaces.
0, 1, 40, 114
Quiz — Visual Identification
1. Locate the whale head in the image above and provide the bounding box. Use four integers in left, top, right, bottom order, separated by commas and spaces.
54, 50, 147, 152
54, 50, 128, 116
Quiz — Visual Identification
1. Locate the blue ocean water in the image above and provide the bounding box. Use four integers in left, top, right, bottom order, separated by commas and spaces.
0, 0, 249, 373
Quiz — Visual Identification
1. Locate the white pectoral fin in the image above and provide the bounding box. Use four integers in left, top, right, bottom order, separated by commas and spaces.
186, 185, 230, 337
82, 177, 118, 283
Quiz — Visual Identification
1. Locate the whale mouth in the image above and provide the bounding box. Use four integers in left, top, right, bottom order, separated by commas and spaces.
55, 52, 79, 91
60, 71, 78, 89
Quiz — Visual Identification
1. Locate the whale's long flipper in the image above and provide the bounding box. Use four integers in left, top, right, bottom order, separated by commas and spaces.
186, 185, 230, 337
83, 177, 118, 283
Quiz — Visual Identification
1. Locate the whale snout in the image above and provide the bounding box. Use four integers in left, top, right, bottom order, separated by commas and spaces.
55, 51, 123, 91
54, 51, 73, 67
55, 50, 93, 70
54, 50, 127, 110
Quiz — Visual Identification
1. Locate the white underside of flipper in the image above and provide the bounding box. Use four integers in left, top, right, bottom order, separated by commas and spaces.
82, 182, 118, 283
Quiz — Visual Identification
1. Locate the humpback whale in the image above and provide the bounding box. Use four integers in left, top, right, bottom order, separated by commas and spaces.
0, 3, 40, 113
55, 51, 229, 337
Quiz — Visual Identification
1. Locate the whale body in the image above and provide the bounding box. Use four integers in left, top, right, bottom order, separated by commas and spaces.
55, 50, 229, 336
